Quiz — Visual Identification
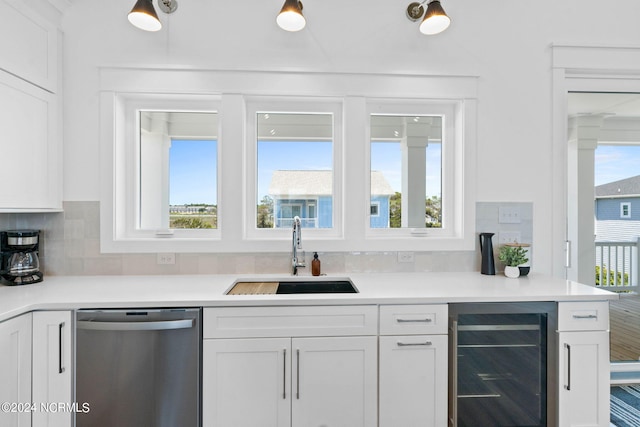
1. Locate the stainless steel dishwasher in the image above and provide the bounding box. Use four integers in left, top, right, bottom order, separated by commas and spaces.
75, 308, 202, 427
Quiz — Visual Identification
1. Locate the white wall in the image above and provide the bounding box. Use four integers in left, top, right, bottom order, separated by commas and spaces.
59, 0, 640, 276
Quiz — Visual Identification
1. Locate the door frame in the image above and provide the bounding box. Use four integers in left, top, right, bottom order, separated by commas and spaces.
552, 44, 640, 372
552, 45, 640, 279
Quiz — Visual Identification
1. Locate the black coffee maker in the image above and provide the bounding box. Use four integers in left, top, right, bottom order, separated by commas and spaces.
1, 230, 43, 285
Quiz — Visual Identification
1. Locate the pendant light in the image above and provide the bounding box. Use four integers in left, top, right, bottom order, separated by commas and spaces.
277, 0, 306, 32
128, 0, 178, 32
406, 0, 451, 35
419, 1, 450, 35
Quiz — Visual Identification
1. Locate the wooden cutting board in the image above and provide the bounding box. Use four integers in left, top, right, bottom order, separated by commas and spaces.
227, 282, 279, 295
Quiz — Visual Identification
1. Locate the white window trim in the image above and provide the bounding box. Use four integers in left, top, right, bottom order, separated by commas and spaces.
100, 68, 477, 253
354, 98, 476, 251
244, 97, 344, 241
621, 202, 631, 219
100, 92, 222, 253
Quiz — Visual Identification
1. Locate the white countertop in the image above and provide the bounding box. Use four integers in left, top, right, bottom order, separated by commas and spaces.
0, 272, 618, 322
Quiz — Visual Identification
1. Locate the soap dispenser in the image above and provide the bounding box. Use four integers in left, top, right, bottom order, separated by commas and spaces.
311, 252, 321, 276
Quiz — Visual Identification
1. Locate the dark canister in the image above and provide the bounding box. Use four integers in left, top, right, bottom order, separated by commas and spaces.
479, 232, 496, 275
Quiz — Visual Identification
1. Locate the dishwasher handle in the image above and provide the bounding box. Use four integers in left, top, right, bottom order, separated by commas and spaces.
77, 319, 194, 331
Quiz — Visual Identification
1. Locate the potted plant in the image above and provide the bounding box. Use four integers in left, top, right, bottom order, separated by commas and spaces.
498, 245, 529, 278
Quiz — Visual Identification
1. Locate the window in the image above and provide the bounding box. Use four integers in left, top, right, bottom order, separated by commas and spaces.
100, 92, 221, 253
370, 114, 442, 230
101, 69, 477, 253
140, 112, 217, 230
366, 101, 458, 241
246, 99, 343, 240
621, 202, 631, 218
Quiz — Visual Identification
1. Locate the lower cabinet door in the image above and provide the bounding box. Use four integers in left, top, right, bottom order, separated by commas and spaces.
379, 335, 448, 427
558, 330, 610, 427
0, 313, 32, 427
203, 338, 291, 427
291, 336, 378, 427
32, 311, 73, 427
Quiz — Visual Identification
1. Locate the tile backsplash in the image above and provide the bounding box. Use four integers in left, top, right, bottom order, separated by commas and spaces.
0, 201, 531, 276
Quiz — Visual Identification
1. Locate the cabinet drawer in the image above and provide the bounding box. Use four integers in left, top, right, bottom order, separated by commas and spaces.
203, 305, 378, 338
558, 301, 609, 331
379, 304, 448, 335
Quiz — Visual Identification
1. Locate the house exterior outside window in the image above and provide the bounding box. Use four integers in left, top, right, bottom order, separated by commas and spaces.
268, 170, 393, 229
594, 175, 640, 241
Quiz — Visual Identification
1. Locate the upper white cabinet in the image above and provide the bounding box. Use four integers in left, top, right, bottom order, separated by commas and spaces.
0, 0, 58, 92
0, 71, 61, 211
0, 0, 62, 212
0, 313, 32, 427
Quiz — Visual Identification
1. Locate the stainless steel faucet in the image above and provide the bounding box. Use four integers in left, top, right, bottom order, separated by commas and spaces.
292, 216, 305, 275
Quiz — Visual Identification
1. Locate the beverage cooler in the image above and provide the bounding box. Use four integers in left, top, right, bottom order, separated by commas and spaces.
448, 303, 558, 427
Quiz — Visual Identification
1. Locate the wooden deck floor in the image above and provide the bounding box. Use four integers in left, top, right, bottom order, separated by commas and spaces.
610, 293, 640, 361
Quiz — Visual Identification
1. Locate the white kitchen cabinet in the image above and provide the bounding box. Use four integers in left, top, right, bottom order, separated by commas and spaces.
0, 0, 58, 92
0, 0, 61, 212
202, 306, 378, 427
203, 338, 291, 427
0, 70, 61, 211
32, 311, 73, 427
0, 313, 32, 427
292, 336, 377, 427
203, 336, 377, 427
378, 304, 448, 427
557, 302, 610, 427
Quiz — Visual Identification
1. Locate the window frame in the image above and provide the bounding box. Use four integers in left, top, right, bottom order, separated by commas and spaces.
365, 100, 457, 239
621, 202, 631, 219
100, 68, 477, 254
244, 97, 344, 241
100, 92, 222, 253
370, 202, 380, 217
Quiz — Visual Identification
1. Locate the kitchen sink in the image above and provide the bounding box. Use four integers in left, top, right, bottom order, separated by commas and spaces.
276, 280, 357, 294
226, 279, 358, 295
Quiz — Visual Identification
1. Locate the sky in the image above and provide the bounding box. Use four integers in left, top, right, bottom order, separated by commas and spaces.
595, 145, 640, 186
169, 139, 217, 205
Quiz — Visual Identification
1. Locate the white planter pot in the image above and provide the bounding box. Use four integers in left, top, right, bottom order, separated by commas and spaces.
504, 266, 520, 278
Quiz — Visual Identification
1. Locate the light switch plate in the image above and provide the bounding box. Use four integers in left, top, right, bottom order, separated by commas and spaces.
499, 206, 521, 224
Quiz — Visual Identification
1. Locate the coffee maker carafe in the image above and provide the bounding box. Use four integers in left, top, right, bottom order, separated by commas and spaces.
1, 230, 43, 285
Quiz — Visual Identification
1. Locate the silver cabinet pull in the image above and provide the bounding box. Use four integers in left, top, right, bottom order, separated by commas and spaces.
564, 343, 571, 391
397, 341, 432, 347
396, 318, 432, 323
283, 348, 287, 399
572, 314, 597, 320
296, 349, 300, 400
58, 322, 65, 374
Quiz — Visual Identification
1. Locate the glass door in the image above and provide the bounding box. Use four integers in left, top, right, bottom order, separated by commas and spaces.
449, 303, 555, 427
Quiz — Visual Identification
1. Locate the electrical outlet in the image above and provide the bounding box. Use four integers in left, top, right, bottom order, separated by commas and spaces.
498, 207, 521, 224
157, 253, 176, 265
499, 232, 521, 244
397, 251, 415, 263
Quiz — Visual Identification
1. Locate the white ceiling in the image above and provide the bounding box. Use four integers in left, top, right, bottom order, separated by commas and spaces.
568, 92, 640, 117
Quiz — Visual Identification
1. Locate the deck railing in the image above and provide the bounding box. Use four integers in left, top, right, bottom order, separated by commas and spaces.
595, 238, 640, 293
275, 217, 317, 228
